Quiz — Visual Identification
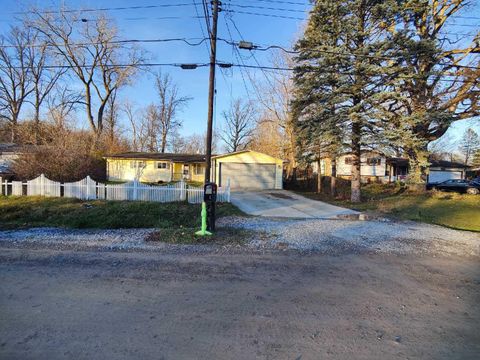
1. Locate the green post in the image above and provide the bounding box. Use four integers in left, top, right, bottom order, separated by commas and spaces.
195, 202, 212, 236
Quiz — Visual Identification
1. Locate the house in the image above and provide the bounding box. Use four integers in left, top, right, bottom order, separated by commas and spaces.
105, 153, 207, 183
105, 150, 284, 190
315, 151, 469, 184
0, 143, 35, 180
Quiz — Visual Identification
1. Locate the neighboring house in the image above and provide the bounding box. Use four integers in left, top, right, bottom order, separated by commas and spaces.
315, 151, 469, 184
105, 150, 284, 190
0, 143, 34, 180
105, 153, 207, 183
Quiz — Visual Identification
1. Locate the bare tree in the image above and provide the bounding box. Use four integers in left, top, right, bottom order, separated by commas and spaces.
172, 131, 219, 154
32, 9, 144, 139
104, 88, 119, 144
142, 104, 160, 152
46, 84, 82, 130
26, 27, 66, 143
459, 128, 480, 165
220, 99, 255, 153
123, 101, 141, 151
249, 117, 285, 159
0, 26, 35, 142
154, 72, 191, 153
249, 51, 297, 175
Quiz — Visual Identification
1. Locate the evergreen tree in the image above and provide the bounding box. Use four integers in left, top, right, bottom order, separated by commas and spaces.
292, 0, 398, 202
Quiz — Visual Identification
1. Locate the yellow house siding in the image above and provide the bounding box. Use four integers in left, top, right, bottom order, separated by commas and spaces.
213, 150, 283, 189
172, 162, 184, 181
107, 159, 172, 183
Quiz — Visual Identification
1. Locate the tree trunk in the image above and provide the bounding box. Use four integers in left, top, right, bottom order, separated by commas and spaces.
330, 157, 337, 197
407, 144, 428, 191
34, 102, 40, 145
350, 122, 361, 203
10, 115, 18, 143
316, 158, 322, 194
161, 132, 167, 153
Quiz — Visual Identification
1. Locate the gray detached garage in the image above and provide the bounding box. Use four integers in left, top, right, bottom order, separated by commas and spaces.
212, 150, 284, 190
427, 160, 469, 184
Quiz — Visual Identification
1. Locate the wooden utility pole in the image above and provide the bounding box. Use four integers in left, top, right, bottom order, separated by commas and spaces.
204, 0, 220, 183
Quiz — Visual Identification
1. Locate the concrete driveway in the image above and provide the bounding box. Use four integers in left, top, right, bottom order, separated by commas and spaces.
231, 190, 358, 219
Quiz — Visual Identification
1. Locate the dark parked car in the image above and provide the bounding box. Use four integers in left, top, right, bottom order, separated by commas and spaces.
427, 179, 480, 194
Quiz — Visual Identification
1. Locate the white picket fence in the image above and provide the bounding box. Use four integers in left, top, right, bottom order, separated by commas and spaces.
0, 174, 230, 204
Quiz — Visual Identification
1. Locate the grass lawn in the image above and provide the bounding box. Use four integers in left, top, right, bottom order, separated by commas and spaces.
0, 196, 243, 230
301, 183, 480, 232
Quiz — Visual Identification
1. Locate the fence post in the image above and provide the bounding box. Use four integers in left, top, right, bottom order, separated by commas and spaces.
0, 177, 2, 196
226, 178, 231, 202
40, 174, 45, 196
181, 180, 187, 201
86, 176, 91, 200
133, 180, 138, 201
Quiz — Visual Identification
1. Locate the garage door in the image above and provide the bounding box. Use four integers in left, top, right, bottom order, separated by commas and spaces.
428, 170, 462, 184
219, 162, 276, 189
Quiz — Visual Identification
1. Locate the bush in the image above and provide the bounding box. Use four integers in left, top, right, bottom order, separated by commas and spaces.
12, 130, 106, 182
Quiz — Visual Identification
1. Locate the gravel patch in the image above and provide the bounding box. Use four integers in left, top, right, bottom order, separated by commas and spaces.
218, 216, 480, 256
0, 217, 479, 256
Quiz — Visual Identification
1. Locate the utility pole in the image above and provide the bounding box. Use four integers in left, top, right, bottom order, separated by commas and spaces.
204, 0, 220, 183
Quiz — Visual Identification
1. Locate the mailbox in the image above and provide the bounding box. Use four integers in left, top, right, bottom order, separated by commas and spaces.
204, 182, 217, 231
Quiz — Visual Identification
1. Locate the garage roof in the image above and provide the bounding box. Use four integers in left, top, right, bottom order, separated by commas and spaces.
212, 149, 283, 162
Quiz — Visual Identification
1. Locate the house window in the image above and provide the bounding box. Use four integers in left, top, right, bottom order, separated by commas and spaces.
157, 162, 170, 170
367, 158, 381, 166
344, 157, 353, 165
130, 161, 145, 169
193, 164, 204, 175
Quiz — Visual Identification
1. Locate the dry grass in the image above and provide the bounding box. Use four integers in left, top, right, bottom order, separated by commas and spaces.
300, 184, 480, 232
0, 196, 243, 229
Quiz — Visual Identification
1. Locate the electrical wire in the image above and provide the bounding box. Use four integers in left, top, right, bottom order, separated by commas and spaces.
192, 2, 211, 56
0, 37, 210, 49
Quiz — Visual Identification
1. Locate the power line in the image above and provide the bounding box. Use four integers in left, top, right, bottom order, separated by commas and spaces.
192, 2, 211, 56
224, 9, 480, 24
223, 12, 255, 102
224, 9, 305, 20
12, 3, 197, 15
232, 0, 309, 5
0, 60, 477, 83
229, 4, 307, 13
0, 37, 210, 49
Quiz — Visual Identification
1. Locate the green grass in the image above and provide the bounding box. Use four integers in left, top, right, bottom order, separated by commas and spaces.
300, 184, 480, 232
0, 196, 243, 230
145, 227, 257, 245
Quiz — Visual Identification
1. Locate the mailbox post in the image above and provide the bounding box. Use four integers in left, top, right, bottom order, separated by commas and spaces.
203, 182, 217, 232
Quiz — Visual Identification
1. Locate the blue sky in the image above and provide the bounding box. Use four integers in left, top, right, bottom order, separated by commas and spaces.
0, 0, 478, 147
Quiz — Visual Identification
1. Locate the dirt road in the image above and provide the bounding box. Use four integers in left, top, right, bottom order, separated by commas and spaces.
1, 247, 479, 360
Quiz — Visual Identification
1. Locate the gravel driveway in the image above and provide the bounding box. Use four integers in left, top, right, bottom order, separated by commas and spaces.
0, 216, 478, 257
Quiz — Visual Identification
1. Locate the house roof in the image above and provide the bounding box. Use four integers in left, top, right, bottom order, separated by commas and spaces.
429, 159, 469, 168
104, 152, 207, 163
0, 143, 38, 154
387, 156, 469, 168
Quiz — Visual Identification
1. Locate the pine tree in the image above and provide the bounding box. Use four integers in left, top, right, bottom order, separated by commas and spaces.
292, 0, 398, 202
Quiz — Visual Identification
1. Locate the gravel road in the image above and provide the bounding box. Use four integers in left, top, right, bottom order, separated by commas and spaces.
0, 216, 479, 257
1, 217, 479, 359
1, 248, 479, 359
